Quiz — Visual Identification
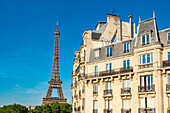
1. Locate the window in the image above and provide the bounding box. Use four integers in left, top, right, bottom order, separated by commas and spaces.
168, 33, 170, 40
140, 97, 154, 108
94, 66, 98, 77
93, 83, 98, 94
168, 52, 170, 60
106, 63, 112, 71
168, 74, 170, 84
124, 42, 130, 53
107, 47, 112, 57
142, 34, 150, 45
140, 75, 153, 91
93, 100, 98, 110
105, 100, 112, 110
94, 49, 99, 59
139, 53, 153, 64
111, 35, 117, 43
123, 79, 130, 88
106, 81, 111, 90
123, 99, 131, 109
123, 60, 130, 68
168, 97, 170, 107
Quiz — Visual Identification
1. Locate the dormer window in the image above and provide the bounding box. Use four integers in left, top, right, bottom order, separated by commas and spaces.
168, 33, 170, 40
107, 47, 112, 57
124, 42, 130, 53
142, 34, 150, 45
94, 49, 99, 59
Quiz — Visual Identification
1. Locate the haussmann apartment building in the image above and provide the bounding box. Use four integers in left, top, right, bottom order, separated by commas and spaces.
71, 12, 170, 113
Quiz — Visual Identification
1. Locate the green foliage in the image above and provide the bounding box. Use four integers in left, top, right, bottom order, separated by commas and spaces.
0, 103, 28, 113
0, 102, 72, 113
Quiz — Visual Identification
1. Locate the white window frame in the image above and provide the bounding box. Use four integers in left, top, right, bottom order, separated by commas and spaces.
94, 49, 99, 59
141, 34, 150, 45
139, 53, 153, 64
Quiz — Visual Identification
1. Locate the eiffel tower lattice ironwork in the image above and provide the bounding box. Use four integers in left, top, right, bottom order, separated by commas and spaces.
41, 23, 67, 106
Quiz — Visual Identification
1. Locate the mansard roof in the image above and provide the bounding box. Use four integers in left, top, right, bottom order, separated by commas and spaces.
134, 18, 160, 47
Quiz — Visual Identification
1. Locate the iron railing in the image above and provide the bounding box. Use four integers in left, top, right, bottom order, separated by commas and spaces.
104, 109, 112, 113
121, 87, 131, 94
93, 109, 98, 113
93, 91, 98, 95
138, 108, 155, 113
163, 60, 170, 67
121, 109, 131, 113
139, 64, 153, 69
85, 67, 133, 79
103, 89, 112, 95
167, 84, 170, 91
138, 85, 155, 92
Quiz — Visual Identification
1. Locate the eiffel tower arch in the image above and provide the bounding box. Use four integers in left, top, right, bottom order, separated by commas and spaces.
41, 22, 67, 106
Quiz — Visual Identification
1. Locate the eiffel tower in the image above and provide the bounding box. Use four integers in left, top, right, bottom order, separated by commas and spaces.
41, 22, 67, 106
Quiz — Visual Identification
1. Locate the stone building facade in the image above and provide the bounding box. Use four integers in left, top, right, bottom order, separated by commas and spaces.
71, 12, 170, 113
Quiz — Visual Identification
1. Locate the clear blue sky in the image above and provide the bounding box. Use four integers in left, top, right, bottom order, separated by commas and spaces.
0, 0, 169, 106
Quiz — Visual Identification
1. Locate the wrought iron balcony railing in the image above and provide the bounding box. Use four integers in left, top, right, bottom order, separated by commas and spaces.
167, 84, 170, 91
138, 85, 155, 92
163, 60, 170, 67
93, 109, 98, 113
104, 109, 112, 113
138, 108, 155, 113
85, 67, 133, 79
74, 95, 78, 98
121, 87, 131, 94
93, 91, 98, 95
103, 89, 112, 95
121, 109, 131, 113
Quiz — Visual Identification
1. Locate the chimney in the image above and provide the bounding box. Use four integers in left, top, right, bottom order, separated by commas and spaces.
153, 11, 155, 18
128, 14, 133, 39
139, 16, 141, 22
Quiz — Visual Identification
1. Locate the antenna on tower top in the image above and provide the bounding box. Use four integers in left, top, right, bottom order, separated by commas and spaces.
57, 21, 58, 29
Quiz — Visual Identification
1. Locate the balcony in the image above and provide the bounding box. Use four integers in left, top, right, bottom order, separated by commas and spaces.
93, 91, 98, 95
103, 90, 112, 96
139, 63, 153, 69
78, 73, 85, 80
93, 109, 98, 113
85, 67, 133, 79
121, 109, 131, 113
104, 109, 112, 113
74, 95, 78, 99
138, 85, 155, 93
167, 84, 170, 91
121, 87, 131, 95
138, 108, 155, 113
163, 60, 170, 67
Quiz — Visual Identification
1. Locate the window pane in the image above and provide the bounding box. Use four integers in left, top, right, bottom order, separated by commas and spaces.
109, 63, 112, 70
168, 74, 170, 84
140, 55, 142, 64
140, 98, 146, 108
168, 52, 170, 60
127, 42, 130, 52
142, 55, 146, 64
147, 97, 154, 108
142, 35, 145, 45
151, 53, 153, 62
110, 47, 112, 56
147, 54, 150, 63
127, 60, 130, 67
105, 100, 108, 109
124, 43, 126, 53
147, 34, 150, 44
106, 64, 108, 71
168, 33, 170, 40
107, 48, 109, 57
109, 100, 112, 109
95, 66, 98, 76
123, 60, 126, 68
94, 101, 97, 109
